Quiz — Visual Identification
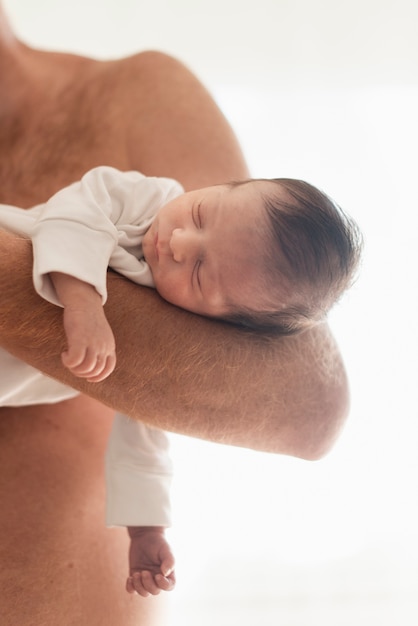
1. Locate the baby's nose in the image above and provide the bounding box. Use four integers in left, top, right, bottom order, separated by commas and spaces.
170, 228, 197, 263
169, 229, 184, 263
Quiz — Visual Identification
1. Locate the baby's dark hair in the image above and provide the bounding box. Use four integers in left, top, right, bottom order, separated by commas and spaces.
222, 178, 363, 335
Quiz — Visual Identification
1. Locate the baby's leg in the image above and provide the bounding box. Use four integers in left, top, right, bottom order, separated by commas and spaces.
0, 396, 168, 625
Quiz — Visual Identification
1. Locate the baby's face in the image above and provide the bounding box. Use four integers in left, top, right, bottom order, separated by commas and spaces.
142, 181, 275, 318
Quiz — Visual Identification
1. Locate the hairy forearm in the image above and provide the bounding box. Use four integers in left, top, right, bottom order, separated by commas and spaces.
0, 230, 349, 458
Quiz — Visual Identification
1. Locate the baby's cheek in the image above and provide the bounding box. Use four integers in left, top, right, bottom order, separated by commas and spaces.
155, 272, 181, 305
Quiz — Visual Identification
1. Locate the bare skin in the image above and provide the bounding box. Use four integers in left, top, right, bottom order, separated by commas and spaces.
50, 272, 117, 383
0, 5, 349, 625
126, 527, 176, 598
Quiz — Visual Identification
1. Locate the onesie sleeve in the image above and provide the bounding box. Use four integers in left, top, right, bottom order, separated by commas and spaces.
105, 414, 173, 527
31, 166, 183, 306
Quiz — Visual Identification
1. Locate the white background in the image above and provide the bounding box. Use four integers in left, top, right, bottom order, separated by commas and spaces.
4, 1, 418, 624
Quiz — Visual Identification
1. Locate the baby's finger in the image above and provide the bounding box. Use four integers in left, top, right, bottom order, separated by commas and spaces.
155, 572, 176, 592
129, 572, 151, 597
160, 552, 175, 578
61, 347, 89, 370
128, 574, 148, 597
66, 349, 114, 378
86, 354, 116, 383
131, 571, 161, 597
63, 348, 100, 375
140, 570, 162, 596
126, 576, 136, 594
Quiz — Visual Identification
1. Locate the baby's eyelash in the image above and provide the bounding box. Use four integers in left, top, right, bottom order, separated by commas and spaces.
192, 205, 198, 228
193, 202, 202, 228
193, 260, 202, 289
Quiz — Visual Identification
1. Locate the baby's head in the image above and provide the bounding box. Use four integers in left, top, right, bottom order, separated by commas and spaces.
142, 178, 362, 335
222, 178, 363, 334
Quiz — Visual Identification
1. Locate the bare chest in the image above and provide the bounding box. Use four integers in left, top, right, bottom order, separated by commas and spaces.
0, 78, 130, 207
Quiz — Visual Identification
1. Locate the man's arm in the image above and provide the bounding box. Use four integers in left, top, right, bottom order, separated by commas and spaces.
0, 228, 349, 459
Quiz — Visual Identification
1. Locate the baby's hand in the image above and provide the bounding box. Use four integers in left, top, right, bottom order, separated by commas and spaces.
126, 526, 176, 597
50, 273, 116, 382
61, 304, 116, 383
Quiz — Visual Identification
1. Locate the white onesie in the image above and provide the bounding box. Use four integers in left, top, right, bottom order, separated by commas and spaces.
0, 166, 184, 527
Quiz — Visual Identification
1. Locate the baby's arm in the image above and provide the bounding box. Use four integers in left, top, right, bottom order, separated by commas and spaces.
105, 417, 174, 594
126, 526, 175, 597
50, 272, 116, 383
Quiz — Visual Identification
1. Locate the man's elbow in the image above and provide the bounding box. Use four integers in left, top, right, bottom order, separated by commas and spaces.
298, 384, 350, 461
280, 368, 351, 462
